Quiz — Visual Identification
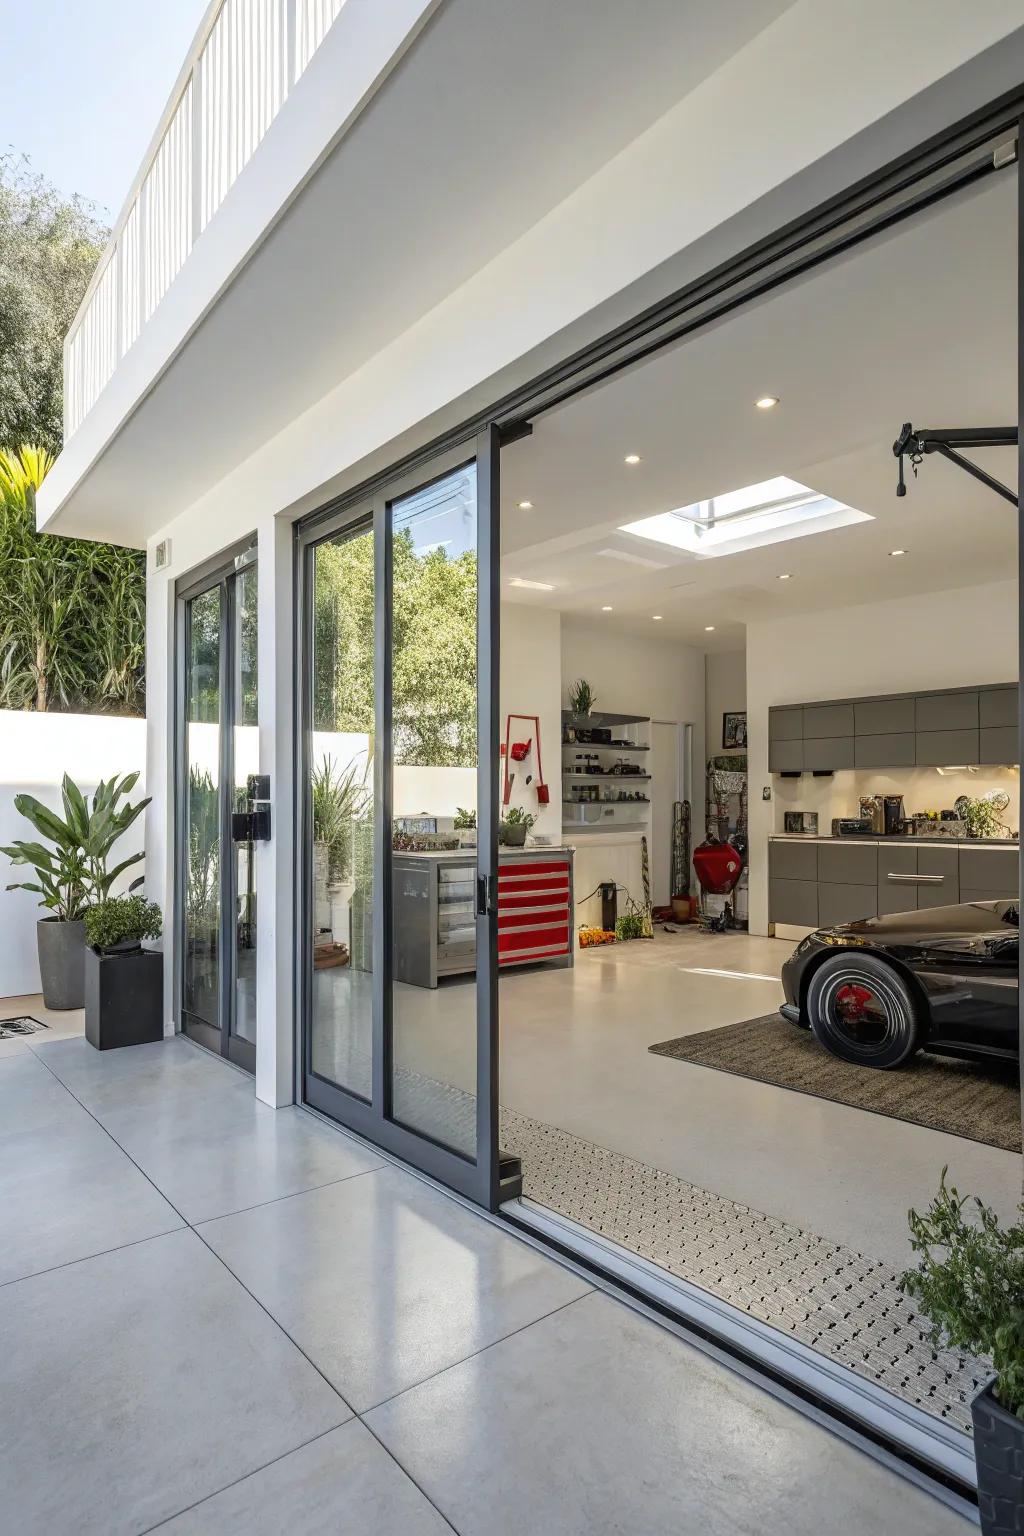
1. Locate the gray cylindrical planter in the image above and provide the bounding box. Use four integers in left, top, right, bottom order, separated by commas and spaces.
37, 918, 86, 1010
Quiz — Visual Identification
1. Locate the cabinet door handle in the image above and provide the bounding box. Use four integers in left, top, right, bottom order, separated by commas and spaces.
887, 872, 944, 883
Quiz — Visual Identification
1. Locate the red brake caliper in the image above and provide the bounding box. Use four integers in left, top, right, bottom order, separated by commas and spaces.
835, 982, 874, 1021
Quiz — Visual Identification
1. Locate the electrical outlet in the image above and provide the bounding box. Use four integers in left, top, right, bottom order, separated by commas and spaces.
762, 785, 772, 801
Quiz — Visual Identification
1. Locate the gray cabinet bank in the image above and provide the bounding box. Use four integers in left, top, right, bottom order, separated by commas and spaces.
768, 684, 1018, 773
768, 837, 1019, 929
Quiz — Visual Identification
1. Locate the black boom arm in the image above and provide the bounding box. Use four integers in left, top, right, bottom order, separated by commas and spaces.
893, 423, 1018, 507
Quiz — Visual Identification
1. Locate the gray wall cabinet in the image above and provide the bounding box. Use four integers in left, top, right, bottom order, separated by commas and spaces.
768, 684, 1017, 773
769, 839, 1016, 927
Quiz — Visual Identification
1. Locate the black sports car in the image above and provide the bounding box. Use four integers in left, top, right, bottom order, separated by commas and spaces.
780, 900, 1018, 1069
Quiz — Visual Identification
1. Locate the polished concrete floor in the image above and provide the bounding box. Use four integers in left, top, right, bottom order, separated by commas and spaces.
313, 931, 1022, 1269
1, 1032, 967, 1534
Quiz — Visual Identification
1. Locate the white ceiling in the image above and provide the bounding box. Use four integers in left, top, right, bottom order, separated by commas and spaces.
500, 172, 1018, 649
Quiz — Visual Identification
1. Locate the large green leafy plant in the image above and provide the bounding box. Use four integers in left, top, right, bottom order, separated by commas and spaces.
85, 895, 161, 951
311, 755, 370, 884
900, 1170, 1024, 1418
2, 771, 150, 921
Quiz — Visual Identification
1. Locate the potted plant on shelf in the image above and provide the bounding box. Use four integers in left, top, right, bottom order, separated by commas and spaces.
83, 895, 163, 1050
2, 772, 149, 1010
499, 806, 536, 847
569, 678, 596, 724
454, 806, 477, 848
900, 1170, 1024, 1534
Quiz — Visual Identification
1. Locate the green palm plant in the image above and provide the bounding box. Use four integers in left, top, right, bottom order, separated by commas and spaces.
2, 771, 150, 919
311, 755, 370, 884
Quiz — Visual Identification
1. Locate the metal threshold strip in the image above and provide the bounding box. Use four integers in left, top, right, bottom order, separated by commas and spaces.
503, 1196, 979, 1520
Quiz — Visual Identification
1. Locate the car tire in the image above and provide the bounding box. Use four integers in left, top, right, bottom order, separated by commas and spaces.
807, 953, 922, 1069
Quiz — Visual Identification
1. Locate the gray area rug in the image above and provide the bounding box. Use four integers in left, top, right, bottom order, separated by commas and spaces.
650, 1015, 1021, 1153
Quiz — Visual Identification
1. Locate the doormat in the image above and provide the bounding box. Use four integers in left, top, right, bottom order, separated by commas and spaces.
0, 1016, 48, 1040
649, 1015, 1021, 1153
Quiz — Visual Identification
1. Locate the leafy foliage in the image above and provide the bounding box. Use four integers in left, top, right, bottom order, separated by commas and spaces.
314, 529, 477, 766
569, 679, 596, 717
0, 444, 145, 713
85, 894, 161, 951
502, 806, 536, 829
186, 768, 219, 937
2, 771, 150, 920
0, 154, 107, 456
311, 754, 370, 884
900, 1169, 1024, 1417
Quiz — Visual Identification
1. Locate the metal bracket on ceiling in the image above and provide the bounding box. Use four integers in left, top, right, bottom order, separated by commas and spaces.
993, 134, 1018, 170
892, 423, 1018, 508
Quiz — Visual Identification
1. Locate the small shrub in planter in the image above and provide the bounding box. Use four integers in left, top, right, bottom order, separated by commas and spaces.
498, 807, 536, 847
83, 897, 164, 1051
900, 1169, 1024, 1534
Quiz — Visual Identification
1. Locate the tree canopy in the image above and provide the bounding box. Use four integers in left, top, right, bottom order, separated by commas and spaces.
0, 154, 108, 456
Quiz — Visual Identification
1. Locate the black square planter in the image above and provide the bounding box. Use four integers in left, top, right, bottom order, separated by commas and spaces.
85, 947, 164, 1050
972, 1381, 1024, 1535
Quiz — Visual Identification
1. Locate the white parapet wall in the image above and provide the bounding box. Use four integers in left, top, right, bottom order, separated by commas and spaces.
0, 711, 147, 1001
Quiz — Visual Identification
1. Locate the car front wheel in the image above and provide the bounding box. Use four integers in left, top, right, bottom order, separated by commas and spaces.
806, 953, 922, 1069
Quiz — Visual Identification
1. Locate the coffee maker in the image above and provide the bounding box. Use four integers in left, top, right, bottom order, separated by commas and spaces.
883, 794, 904, 836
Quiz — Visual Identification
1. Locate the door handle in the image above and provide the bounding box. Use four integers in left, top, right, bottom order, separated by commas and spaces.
476, 874, 498, 916
887, 872, 944, 883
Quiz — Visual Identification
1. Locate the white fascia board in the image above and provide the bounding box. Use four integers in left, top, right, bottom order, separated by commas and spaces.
150, 0, 1024, 563
37, 0, 442, 534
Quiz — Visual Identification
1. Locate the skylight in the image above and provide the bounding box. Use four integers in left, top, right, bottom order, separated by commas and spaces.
619, 475, 872, 558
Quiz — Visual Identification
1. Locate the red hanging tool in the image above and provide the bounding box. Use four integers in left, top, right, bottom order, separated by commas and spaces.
502, 714, 548, 806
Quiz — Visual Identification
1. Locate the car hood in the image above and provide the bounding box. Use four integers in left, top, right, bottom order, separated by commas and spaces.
819, 899, 1018, 963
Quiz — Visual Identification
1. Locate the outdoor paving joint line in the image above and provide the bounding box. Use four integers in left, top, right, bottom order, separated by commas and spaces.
135, 1421, 349, 1535
359, 1289, 595, 1417
0, 1223, 188, 1291
356, 1418, 463, 1536
24, 1046, 192, 1225
192, 1162, 387, 1228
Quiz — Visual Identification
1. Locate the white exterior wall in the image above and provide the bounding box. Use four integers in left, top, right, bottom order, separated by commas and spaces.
746, 580, 1019, 936
0, 713, 147, 999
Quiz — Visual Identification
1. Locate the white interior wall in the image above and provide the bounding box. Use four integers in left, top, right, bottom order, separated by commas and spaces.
746, 579, 1018, 935
0, 712, 147, 1000
499, 604, 563, 842
560, 618, 705, 923
705, 651, 747, 761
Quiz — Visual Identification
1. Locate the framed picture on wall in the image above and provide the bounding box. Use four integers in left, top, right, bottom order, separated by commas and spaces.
722, 711, 747, 749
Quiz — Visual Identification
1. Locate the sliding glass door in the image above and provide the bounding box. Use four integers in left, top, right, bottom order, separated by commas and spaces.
178, 550, 258, 1073
299, 435, 506, 1207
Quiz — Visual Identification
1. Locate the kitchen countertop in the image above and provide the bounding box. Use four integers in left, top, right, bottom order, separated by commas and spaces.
393, 845, 575, 861
769, 833, 1018, 846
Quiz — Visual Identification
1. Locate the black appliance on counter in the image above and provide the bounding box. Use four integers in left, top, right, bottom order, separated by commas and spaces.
832, 817, 872, 836
883, 794, 905, 836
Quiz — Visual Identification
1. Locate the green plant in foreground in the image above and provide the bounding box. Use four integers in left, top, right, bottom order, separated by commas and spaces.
454, 806, 477, 829
900, 1169, 1024, 1418
569, 678, 596, 718
85, 895, 161, 951
2, 771, 149, 920
501, 806, 536, 830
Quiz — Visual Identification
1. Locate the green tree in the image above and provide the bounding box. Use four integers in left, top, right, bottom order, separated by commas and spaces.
0, 154, 108, 456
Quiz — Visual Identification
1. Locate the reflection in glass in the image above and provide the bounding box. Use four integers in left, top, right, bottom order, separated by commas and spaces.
390, 464, 478, 1158
309, 525, 375, 1099
232, 563, 258, 1045
184, 586, 222, 1029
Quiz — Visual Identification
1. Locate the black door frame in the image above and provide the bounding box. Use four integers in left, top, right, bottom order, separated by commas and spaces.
174, 543, 258, 1075
295, 432, 508, 1209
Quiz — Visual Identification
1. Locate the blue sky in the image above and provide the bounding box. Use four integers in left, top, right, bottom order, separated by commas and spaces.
1, 0, 209, 221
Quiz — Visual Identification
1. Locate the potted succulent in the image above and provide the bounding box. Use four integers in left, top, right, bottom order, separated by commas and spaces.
900, 1170, 1024, 1534
2, 772, 149, 1010
499, 806, 536, 847
83, 895, 163, 1050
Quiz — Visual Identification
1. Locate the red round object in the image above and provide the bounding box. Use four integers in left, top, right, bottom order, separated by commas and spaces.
692, 838, 743, 895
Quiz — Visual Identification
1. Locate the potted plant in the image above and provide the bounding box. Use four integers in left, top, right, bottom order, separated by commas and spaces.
83, 895, 163, 1050
900, 1170, 1024, 1533
569, 678, 596, 723
311, 755, 369, 945
2, 772, 149, 1010
499, 806, 536, 847
454, 806, 477, 848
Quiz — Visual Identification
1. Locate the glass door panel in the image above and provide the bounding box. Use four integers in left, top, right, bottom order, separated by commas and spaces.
389, 463, 479, 1158
183, 586, 223, 1042
231, 563, 259, 1049
308, 523, 376, 1101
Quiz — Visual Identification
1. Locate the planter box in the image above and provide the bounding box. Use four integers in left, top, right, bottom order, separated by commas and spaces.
37, 918, 85, 1011
972, 1381, 1024, 1535
85, 947, 164, 1051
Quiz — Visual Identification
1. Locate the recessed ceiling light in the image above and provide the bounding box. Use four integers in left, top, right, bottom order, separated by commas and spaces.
508, 576, 554, 591
517, 500, 533, 510
704, 625, 715, 632
755, 395, 779, 410
652, 614, 663, 622
601, 605, 613, 612
777, 572, 792, 580
624, 454, 642, 465
889, 548, 907, 557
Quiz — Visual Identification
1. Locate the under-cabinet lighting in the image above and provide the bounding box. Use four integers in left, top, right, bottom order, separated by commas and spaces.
755, 396, 779, 410
517, 501, 534, 510
624, 454, 642, 465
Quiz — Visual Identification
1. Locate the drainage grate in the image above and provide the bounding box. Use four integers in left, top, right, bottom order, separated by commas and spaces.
501, 1108, 986, 1437
0, 1016, 49, 1039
